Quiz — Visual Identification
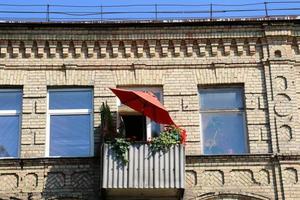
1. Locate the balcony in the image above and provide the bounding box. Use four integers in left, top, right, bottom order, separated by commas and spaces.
101, 143, 185, 199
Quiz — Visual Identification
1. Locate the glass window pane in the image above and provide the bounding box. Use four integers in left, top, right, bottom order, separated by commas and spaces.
200, 88, 243, 110
49, 90, 92, 110
152, 91, 162, 102
50, 115, 91, 157
202, 112, 247, 155
0, 116, 19, 157
151, 121, 161, 137
0, 91, 22, 110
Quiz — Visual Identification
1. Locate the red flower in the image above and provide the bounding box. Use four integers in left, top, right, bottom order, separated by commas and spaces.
180, 128, 187, 145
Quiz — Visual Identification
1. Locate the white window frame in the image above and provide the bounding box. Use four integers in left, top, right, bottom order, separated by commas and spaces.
116, 87, 163, 140
199, 87, 249, 155
45, 88, 94, 157
0, 89, 22, 158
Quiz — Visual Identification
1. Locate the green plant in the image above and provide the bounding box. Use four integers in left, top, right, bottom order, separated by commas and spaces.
150, 126, 181, 153
111, 138, 131, 164
100, 102, 115, 140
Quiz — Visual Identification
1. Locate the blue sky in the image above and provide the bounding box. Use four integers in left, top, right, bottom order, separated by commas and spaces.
2, 0, 298, 5
0, 0, 299, 21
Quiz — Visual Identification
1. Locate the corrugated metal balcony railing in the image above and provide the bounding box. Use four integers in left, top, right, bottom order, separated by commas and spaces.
101, 143, 185, 189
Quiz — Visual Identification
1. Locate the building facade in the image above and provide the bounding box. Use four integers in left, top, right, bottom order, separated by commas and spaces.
0, 19, 299, 200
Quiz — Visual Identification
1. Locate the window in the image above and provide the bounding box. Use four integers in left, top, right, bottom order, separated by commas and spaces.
199, 87, 248, 155
46, 89, 93, 157
117, 87, 162, 140
0, 89, 22, 158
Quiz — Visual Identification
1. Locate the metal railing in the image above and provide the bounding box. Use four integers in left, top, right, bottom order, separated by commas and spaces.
102, 143, 185, 189
0, 1, 299, 22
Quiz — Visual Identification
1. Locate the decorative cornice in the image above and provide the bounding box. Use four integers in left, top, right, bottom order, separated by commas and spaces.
0, 38, 264, 60
0, 62, 263, 70
0, 25, 264, 40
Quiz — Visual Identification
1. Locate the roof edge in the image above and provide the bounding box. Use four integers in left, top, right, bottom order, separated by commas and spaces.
0, 16, 299, 28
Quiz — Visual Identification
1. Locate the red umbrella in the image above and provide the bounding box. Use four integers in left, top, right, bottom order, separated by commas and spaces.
109, 88, 175, 125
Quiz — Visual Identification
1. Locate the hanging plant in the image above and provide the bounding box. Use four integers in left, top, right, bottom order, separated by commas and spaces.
110, 138, 131, 164
150, 125, 186, 153
150, 131, 178, 153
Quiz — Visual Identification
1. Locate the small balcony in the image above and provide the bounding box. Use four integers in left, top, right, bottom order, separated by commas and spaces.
101, 143, 185, 199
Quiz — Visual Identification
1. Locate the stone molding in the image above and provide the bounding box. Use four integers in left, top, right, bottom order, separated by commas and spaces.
0, 38, 264, 60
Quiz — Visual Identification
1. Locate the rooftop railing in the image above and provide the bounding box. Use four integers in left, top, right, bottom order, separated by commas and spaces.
0, 1, 300, 23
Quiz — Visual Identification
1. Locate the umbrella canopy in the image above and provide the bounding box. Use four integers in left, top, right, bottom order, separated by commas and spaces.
110, 88, 175, 125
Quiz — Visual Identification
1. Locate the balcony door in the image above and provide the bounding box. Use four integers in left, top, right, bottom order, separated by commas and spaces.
116, 87, 162, 141
122, 115, 146, 141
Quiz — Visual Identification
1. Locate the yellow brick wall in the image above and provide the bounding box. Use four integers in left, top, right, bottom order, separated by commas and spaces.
0, 21, 299, 199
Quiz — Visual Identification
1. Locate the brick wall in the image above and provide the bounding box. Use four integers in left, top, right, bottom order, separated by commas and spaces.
0, 20, 299, 199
